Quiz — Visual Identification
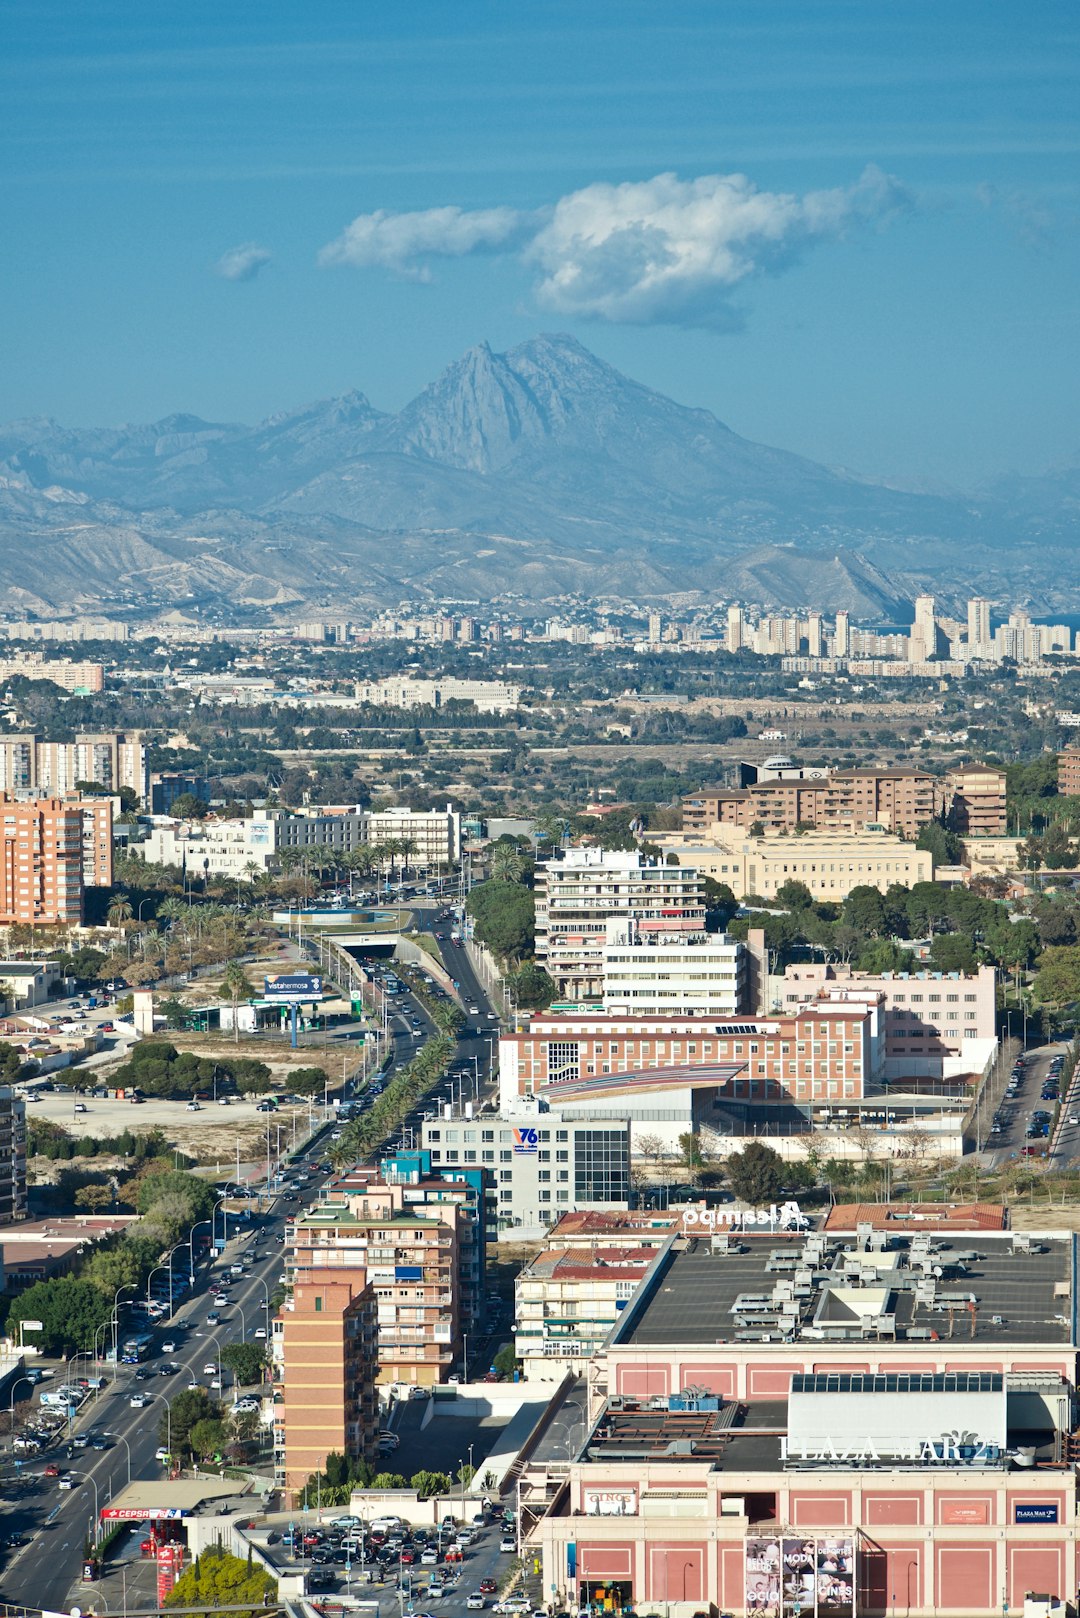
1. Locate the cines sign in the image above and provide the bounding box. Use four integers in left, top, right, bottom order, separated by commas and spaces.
682, 1201, 807, 1231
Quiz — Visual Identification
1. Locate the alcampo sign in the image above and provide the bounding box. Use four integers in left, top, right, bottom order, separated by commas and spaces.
681, 1201, 807, 1230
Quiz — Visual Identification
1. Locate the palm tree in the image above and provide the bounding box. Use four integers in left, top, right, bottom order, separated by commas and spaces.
221, 959, 254, 1045
156, 896, 188, 925
107, 896, 133, 932
490, 843, 527, 884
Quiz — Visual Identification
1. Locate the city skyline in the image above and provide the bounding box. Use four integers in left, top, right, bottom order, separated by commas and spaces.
3, 1, 1078, 488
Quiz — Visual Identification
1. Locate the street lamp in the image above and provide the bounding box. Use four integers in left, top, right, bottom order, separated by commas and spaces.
150, 1392, 172, 1461
213, 1195, 231, 1251
111, 1283, 137, 1382
73, 1471, 100, 1547
186, 1218, 211, 1285
5, 1376, 33, 1446
113, 1431, 133, 1485
147, 1258, 175, 1316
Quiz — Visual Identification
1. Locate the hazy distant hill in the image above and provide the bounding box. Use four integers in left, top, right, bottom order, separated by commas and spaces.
0, 334, 1075, 617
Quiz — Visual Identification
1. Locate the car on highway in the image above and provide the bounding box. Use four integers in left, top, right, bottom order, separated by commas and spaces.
129, 1393, 148, 1408
467, 1597, 487, 1610
44, 1462, 60, 1477
57, 1473, 76, 1490
499, 1537, 517, 1553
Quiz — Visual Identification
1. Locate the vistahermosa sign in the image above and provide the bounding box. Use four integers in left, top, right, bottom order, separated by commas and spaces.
681, 1201, 807, 1231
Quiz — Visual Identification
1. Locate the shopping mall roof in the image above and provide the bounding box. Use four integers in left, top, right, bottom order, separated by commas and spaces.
613, 1230, 1075, 1349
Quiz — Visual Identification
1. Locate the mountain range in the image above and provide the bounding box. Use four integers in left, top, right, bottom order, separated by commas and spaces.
0, 333, 1077, 620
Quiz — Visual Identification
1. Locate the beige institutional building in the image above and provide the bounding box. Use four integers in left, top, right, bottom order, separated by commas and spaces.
654, 826, 933, 901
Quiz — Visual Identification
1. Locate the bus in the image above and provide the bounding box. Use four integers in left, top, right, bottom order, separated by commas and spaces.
120, 1333, 154, 1364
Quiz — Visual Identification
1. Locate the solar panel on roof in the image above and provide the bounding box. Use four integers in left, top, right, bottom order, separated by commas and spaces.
791, 1371, 1002, 1396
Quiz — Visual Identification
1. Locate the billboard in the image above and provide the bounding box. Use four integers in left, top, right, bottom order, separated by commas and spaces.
583, 1488, 637, 1516
512, 1126, 539, 1154
263, 973, 324, 1004
746, 1538, 853, 1618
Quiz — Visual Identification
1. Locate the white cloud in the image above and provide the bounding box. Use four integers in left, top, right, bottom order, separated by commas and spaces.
528, 166, 912, 326
317, 204, 529, 280
317, 166, 911, 325
215, 242, 273, 282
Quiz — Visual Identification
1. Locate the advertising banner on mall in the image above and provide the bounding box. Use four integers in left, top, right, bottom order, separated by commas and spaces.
815, 1539, 854, 1618
746, 1538, 781, 1618
746, 1536, 854, 1618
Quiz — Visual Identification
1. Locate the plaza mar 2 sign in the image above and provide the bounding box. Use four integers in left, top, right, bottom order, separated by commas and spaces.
682, 1201, 808, 1231
780, 1432, 999, 1465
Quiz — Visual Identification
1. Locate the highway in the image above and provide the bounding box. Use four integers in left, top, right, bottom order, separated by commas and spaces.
0, 901, 505, 1614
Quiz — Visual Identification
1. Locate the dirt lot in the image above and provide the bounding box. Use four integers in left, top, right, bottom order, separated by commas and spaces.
28, 1085, 330, 1168
1008, 1203, 1080, 1231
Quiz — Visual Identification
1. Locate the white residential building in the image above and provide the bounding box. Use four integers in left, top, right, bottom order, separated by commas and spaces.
366, 803, 461, 868
0, 732, 148, 802
534, 847, 707, 1000
514, 1244, 656, 1380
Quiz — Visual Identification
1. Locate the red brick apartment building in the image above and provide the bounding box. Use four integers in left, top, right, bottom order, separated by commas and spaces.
682, 770, 941, 839
0, 791, 113, 925
1059, 748, 1080, 797
277, 1272, 378, 1503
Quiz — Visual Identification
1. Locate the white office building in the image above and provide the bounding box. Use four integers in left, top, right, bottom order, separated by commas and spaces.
601, 921, 746, 1016
420, 1106, 630, 1238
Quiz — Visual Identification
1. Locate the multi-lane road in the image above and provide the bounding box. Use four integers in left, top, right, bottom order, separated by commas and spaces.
1, 908, 504, 1613
981, 1040, 1075, 1168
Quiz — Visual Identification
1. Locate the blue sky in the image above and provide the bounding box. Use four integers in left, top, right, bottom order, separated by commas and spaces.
3, 0, 1078, 487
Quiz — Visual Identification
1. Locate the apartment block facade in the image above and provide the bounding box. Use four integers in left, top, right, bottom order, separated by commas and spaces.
0, 1088, 28, 1224
682, 768, 940, 839
944, 763, 1008, 836
288, 1190, 460, 1386
535, 849, 708, 999
336, 1152, 491, 1330
1059, 749, 1080, 797
601, 923, 747, 1017
775, 964, 995, 1067
0, 655, 104, 693
0, 794, 85, 925
366, 803, 462, 868
0, 732, 148, 802
514, 1244, 655, 1380
276, 1272, 378, 1502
